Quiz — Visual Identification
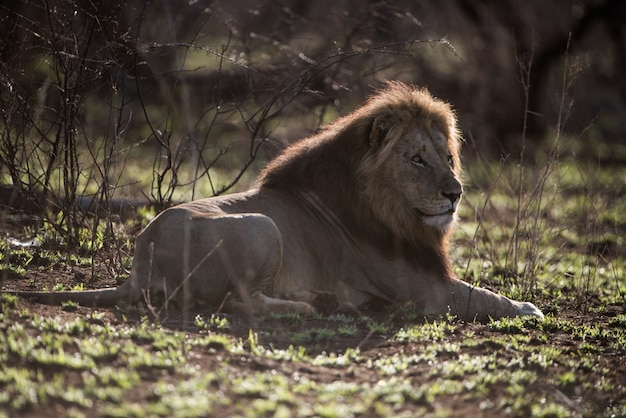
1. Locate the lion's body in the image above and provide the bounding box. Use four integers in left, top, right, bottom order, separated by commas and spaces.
7, 82, 543, 321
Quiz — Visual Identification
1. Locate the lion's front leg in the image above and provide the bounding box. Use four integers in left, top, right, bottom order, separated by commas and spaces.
428, 278, 544, 322
222, 290, 338, 316
220, 292, 317, 316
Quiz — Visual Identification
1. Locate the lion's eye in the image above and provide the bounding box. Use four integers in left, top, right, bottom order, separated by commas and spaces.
411, 155, 427, 168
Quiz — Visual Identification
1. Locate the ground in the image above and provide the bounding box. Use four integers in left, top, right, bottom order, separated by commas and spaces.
1, 175, 626, 417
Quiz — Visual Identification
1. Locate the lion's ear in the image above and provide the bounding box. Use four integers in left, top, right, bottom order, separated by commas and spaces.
370, 114, 393, 148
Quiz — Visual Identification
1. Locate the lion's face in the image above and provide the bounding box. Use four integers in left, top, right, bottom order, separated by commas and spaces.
367, 122, 463, 232
398, 126, 462, 230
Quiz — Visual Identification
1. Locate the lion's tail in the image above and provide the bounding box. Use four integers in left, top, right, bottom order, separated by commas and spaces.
4, 279, 139, 307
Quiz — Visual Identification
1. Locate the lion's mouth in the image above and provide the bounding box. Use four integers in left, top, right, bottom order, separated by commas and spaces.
415, 208, 456, 218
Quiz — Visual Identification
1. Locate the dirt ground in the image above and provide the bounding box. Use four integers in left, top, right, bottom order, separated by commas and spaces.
1, 211, 626, 417
4, 293, 626, 417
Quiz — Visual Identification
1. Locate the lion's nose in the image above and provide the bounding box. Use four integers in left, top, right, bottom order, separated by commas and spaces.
442, 191, 461, 205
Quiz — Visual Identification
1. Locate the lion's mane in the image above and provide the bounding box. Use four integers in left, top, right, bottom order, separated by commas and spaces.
258, 81, 461, 280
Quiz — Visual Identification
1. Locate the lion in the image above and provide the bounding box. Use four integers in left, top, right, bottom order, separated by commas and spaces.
6, 81, 543, 322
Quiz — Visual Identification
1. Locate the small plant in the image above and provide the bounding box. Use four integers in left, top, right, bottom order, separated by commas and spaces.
394, 320, 456, 343
195, 334, 233, 352
290, 328, 337, 346
338, 323, 359, 337
555, 370, 579, 390
1, 293, 19, 310
61, 300, 80, 312
194, 314, 230, 331
327, 313, 356, 323
609, 314, 626, 329
268, 310, 303, 323
363, 317, 394, 335
489, 316, 530, 334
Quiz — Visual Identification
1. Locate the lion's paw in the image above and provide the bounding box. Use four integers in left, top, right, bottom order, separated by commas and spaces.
519, 301, 544, 320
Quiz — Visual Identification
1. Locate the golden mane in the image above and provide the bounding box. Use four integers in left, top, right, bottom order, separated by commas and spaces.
258, 82, 461, 260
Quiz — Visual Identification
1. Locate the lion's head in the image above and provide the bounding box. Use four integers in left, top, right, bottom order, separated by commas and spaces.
259, 81, 462, 250
355, 82, 462, 245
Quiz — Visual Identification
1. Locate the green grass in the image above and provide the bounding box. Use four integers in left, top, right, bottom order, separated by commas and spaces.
1, 297, 625, 416
1, 158, 625, 417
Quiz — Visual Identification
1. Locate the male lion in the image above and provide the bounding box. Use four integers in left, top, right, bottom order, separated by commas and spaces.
7, 82, 543, 321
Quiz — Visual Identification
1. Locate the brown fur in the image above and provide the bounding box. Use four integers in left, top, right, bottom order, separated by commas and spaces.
259, 82, 460, 275
4, 82, 543, 321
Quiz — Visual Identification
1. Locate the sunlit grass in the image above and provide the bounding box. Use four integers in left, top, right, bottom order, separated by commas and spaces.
1, 147, 625, 417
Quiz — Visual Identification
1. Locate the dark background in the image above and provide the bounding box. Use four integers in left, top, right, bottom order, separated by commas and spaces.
1, 0, 625, 208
